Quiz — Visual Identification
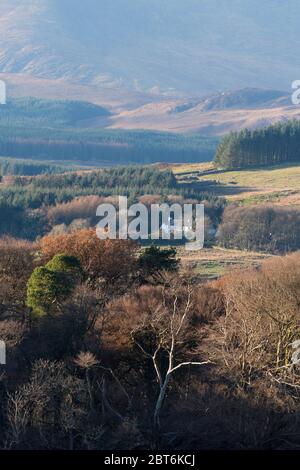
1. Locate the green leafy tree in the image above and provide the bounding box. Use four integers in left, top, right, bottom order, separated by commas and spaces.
26, 254, 81, 316
45, 253, 82, 279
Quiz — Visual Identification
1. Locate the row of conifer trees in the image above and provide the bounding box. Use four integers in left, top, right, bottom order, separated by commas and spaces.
215, 120, 300, 169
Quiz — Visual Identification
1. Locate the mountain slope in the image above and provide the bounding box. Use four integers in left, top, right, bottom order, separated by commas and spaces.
0, 0, 299, 96
109, 103, 300, 136
105, 89, 300, 135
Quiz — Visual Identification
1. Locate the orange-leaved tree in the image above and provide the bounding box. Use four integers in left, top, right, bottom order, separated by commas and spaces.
39, 228, 138, 288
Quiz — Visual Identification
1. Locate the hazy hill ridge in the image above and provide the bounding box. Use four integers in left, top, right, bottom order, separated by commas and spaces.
1, 0, 300, 96
0, 1, 300, 134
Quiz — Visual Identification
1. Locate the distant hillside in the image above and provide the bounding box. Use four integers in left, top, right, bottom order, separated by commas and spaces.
1, 1, 300, 137
198, 89, 290, 111
0, 98, 110, 128
0, 0, 300, 97
169, 89, 290, 114
109, 88, 300, 135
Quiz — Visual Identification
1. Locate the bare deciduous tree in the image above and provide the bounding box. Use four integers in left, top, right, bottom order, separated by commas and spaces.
131, 284, 211, 430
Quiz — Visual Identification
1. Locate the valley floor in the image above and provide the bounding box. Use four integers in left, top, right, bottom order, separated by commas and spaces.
171, 161, 300, 206
178, 246, 274, 280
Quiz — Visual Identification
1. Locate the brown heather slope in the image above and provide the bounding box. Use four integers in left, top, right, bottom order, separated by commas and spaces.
108, 101, 300, 135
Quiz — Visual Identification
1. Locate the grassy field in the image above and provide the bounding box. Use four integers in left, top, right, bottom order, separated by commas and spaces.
170, 162, 214, 175
170, 162, 300, 206
177, 246, 274, 280
165, 161, 299, 280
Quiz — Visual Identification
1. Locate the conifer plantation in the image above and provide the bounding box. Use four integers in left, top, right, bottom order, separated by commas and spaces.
215, 120, 300, 169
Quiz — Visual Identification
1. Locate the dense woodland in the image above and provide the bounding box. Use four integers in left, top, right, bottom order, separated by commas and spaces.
0, 132, 216, 165
0, 157, 75, 176
215, 120, 300, 169
218, 205, 300, 253
1, 232, 300, 449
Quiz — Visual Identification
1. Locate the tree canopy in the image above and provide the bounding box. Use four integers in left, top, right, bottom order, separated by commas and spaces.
215, 120, 300, 169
